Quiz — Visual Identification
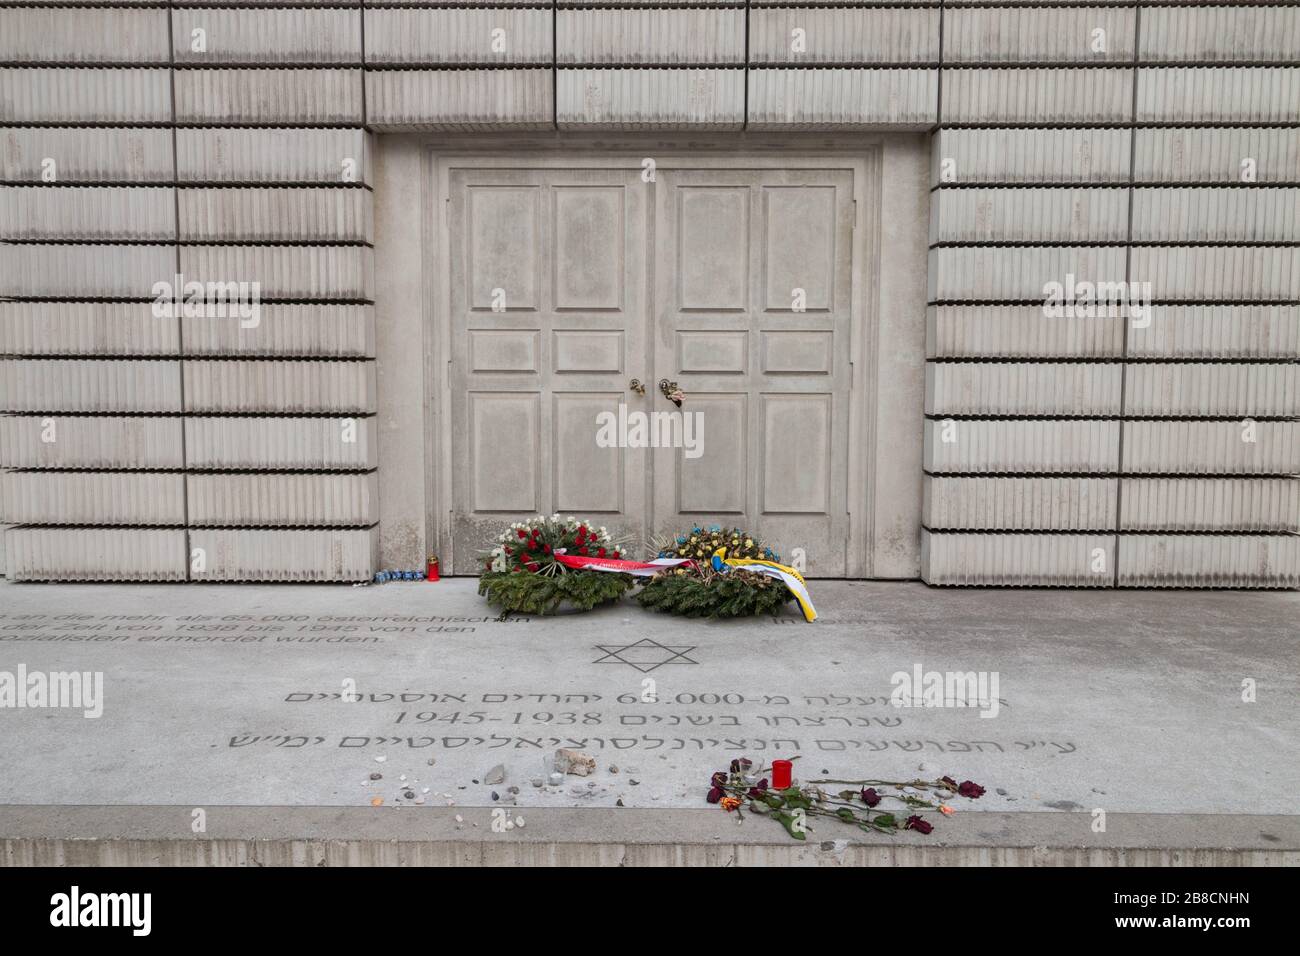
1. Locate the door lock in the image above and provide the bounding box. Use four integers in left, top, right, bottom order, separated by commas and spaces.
659, 379, 684, 407
629, 378, 646, 395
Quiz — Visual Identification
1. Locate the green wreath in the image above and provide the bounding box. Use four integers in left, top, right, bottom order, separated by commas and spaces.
477, 515, 634, 617
635, 526, 796, 619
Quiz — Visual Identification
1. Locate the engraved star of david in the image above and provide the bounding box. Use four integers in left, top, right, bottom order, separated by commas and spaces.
592, 637, 699, 673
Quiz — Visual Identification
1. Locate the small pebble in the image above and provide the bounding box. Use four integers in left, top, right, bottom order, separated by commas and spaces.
609, 765, 619, 774
369, 772, 383, 781
374, 756, 386, 763
515, 817, 525, 829
454, 814, 463, 823
531, 777, 544, 788
427, 758, 436, 766
403, 790, 415, 800
491, 791, 499, 801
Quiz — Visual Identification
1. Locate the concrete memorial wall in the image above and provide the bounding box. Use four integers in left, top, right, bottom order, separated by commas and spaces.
0, 3, 1297, 586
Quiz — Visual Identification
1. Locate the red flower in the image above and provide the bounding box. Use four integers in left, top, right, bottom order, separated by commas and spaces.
597, 548, 606, 558
706, 787, 723, 804
904, 815, 933, 835
611, 551, 620, 559
958, 780, 986, 799
861, 787, 881, 807
517, 530, 527, 539
543, 544, 551, 554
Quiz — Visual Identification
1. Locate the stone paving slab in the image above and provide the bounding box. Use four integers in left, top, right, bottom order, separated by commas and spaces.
0, 580, 1295, 821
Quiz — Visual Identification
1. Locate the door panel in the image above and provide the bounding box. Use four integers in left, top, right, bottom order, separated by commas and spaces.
445, 159, 859, 576
652, 167, 854, 576
448, 167, 648, 573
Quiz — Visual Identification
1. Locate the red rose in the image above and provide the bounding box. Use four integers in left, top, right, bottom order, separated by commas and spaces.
517, 530, 527, 539
597, 548, 606, 558
543, 544, 551, 554
611, 551, 620, 559
904, 815, 933, 835
958, 780, 986, 799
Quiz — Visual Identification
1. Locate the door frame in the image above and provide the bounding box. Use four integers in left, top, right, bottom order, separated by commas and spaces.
423, 139, 884, 577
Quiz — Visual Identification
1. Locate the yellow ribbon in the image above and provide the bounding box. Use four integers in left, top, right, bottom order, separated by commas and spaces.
712, 549, 818, 623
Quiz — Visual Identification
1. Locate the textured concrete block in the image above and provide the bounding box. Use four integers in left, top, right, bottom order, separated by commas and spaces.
0, 128, 173, 183
748, 8, 939, 64
366, 8, 552, 64
941, 68, 1132, 124
942, 7, 1135, 63
1130, 246, 1300, 302
1121, 420, 1300, 475
748, 68, 937, 128
922, 531, 1116, 587
0, 68, 171, 123
1127, 305, 1300, 360
189, 528, 377, 582
0, 8, 169, 64
179, 245, 374, 301
0, 244, 174, 299
0, 415, 184, 470
931, 129, 1131, 185
366, 69, 552, 130
1117, 534, 1300, 589
183, 416, 376, 470
926, 305, 1124, 359
1131, 188, 1300, 243
4, 528, 187, 582
182, 360, 376, 414
182, 305, 374, 358
0, 302, 178, 356
1120, 478, 1300, 533
1133, 128, 1300, 184
0, 360, 182, 413
923, 419, 1121, 474
924, 476, 1118, 531
930, 187, 1128, 243
172, 8, 361, 64
186, 473, 378, 527
558, 69, 744, 129
175, 69, 363, 124
928, 246, 1128, 302
0, 472, 185, 526
926, 362, 1122, 416
178, 187, 372, 242
0, 186, 175, 241
1139, 5, 1300, 63
1137, 68, 1300, 123
1125, 363, 1300, 418
557, 8, 743, 64
176, 129, 373, 185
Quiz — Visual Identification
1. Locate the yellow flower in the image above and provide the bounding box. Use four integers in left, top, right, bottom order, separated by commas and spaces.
720, 796, 741, 812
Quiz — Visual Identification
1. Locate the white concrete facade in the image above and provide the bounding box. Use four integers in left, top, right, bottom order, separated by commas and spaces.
0, 5, 1296, 586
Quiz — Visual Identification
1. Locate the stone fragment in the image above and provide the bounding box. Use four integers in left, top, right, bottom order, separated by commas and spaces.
555, 748, 596, 776
484, 764, 506, 785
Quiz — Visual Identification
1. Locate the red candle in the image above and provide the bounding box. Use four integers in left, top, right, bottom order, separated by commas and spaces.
771, 759, 793, 790
426, 555, 440, 582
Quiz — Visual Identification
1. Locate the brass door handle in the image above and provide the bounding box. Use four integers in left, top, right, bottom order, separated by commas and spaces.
629, 378, 646, 395
659, 379, 683, 407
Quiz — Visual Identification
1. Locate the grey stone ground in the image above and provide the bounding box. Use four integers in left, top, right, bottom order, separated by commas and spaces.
1, 579, 1295, 824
